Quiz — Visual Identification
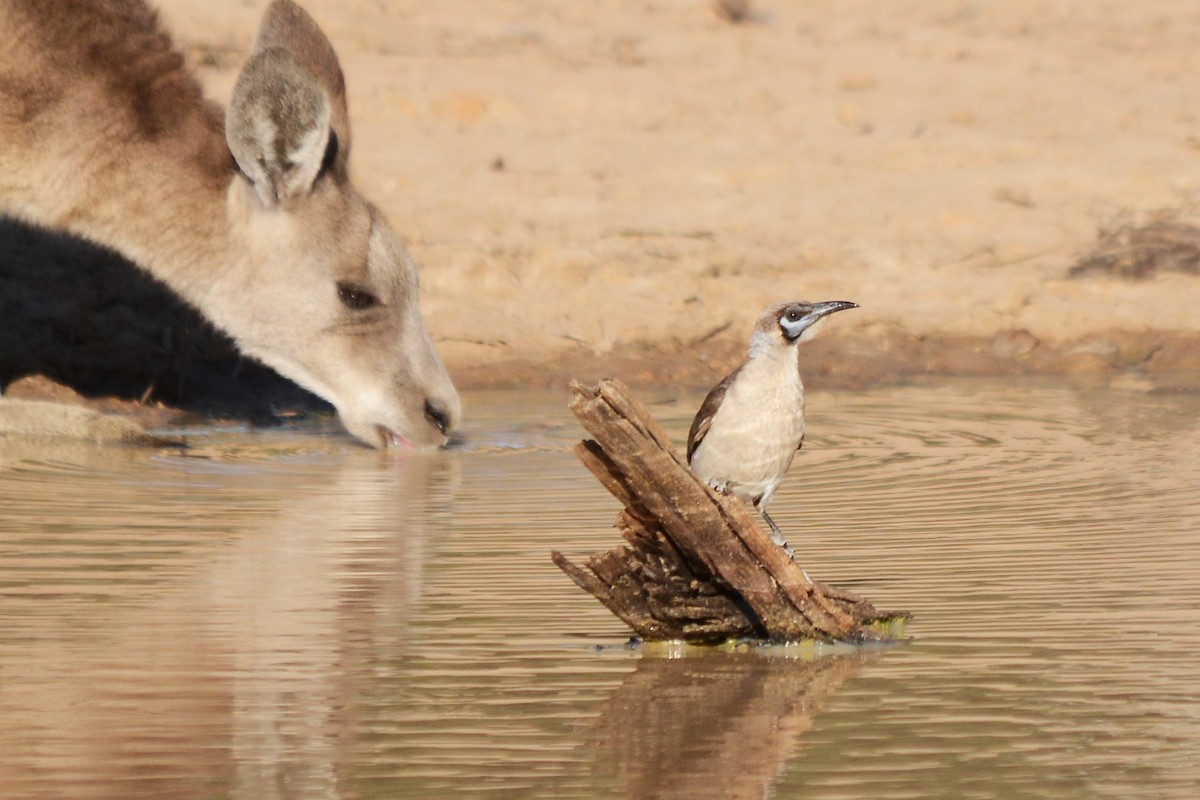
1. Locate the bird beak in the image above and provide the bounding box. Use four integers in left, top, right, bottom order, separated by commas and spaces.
783, 300, 859, 342
809, 300, 859, 320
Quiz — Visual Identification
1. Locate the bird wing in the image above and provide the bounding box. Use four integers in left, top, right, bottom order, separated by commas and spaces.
687, 366, 742, 462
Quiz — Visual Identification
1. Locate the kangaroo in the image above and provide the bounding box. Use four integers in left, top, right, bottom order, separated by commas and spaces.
0, 0, 460, 448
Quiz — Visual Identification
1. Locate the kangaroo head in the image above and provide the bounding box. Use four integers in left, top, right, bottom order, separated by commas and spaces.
220, 1, 459, 449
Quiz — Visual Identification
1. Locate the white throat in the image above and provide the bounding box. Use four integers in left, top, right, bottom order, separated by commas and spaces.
797, 316, 827, 343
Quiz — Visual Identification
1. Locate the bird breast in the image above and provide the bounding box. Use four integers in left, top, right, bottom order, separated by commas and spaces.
689, 350, 805, 505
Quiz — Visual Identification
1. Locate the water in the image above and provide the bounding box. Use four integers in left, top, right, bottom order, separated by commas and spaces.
0, 380, 1198, 799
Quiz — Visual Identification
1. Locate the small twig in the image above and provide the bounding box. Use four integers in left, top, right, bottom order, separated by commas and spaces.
437, 336, 510, 348
713, 0, 752, 24
690, 320, 734, 345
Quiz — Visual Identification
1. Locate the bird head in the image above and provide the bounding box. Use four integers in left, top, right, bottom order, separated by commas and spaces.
750, 299, 859, 354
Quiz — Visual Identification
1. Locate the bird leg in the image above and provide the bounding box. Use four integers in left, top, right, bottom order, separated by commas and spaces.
759, 509, 795, 559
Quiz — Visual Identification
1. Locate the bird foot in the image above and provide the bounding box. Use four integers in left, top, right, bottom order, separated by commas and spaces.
771, 536, 795, 558
761, 509, 794, 556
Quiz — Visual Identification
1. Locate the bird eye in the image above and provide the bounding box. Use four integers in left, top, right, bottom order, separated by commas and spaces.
786, 308, 803, 322
337, 282, 378, 310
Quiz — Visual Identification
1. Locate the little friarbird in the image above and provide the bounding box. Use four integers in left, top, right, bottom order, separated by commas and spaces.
687, 299, 859, 555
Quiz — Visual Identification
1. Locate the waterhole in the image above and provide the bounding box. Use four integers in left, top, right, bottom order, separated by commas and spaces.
0, 380, 1197, 798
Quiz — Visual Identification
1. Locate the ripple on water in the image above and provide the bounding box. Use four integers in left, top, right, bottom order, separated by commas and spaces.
0, 380, 1199, 799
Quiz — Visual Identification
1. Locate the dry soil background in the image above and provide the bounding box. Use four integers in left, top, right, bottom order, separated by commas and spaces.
160, 0, 1200, 390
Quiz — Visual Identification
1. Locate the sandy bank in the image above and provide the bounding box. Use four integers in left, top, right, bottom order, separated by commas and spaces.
7, 0, 1200, 422
146, 0, 1200, 391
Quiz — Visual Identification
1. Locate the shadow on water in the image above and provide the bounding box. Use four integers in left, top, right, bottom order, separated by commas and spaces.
0, 215, 327, 419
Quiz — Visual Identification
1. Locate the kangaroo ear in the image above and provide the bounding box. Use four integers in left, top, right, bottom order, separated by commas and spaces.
252, 0, 350, 163
225, 48, 332, 208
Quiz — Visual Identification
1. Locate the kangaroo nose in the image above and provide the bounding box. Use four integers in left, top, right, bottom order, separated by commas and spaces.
424, 397, 453, 435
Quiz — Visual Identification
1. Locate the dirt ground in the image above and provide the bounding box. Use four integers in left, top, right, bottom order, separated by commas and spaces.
153, 0, 1200, 390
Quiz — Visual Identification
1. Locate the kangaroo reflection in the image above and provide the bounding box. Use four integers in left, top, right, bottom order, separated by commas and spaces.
593, 650, 874, 800
212, 453, 459, 800
0, 446, 459, 800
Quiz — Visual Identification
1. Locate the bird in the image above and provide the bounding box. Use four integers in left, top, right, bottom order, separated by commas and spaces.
687, 299, 858, 556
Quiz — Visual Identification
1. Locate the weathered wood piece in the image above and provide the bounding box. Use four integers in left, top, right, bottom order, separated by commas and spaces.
552, 378, 906, 643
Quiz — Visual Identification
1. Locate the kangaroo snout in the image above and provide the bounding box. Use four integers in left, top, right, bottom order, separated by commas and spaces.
355, 369, 461, 451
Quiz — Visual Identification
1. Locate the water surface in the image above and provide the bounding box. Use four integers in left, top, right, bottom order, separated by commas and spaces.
1, 380, 1198, 799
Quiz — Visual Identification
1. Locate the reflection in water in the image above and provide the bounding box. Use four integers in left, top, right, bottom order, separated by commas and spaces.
594, 649, 873, 800
213, 451, 460, 800
0, 432, 461, 800
0, 382, 1199, 798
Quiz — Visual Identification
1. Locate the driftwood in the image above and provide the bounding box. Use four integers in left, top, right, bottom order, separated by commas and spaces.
552, 378, 907, 643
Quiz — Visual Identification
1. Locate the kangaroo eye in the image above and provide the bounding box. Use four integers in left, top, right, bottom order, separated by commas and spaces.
337, 282, 378, 310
